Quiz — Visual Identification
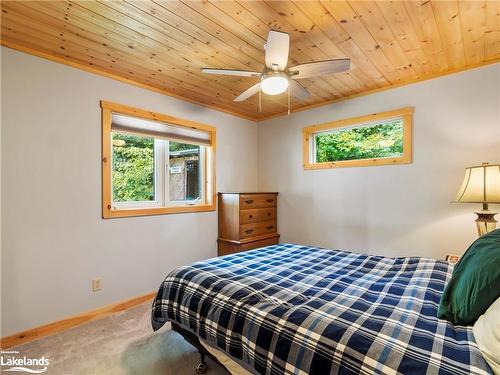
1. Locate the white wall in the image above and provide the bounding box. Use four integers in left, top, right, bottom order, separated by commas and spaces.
258, 63, 500, 259
2, 46, 499, 336
0, 47, 258, 335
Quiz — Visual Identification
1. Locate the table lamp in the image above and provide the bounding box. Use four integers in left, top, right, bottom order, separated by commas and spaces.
455, 162, 500, 236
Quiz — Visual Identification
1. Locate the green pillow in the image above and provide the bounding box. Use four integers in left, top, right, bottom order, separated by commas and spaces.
438, 228, 500, 325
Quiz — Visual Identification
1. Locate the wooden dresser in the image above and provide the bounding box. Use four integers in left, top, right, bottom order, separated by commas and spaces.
217, 192, 279, 256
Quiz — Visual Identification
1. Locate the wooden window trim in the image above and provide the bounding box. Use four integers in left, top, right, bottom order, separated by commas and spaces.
303, 107, 414, 170
101, 100, 216, 219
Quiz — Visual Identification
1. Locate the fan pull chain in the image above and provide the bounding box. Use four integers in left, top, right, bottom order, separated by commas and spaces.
288, 84, 291, 115
259, 88, 262, 113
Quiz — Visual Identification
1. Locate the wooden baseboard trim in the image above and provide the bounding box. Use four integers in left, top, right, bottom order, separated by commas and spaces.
0, 291, 156, 349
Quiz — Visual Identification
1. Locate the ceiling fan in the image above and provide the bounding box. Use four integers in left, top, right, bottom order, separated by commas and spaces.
201, 30, 350, 112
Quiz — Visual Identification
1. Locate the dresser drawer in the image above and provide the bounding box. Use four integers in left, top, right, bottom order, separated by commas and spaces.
239, 208, 276, 224
240, 194, 277, 209
239, 235, 280, 251
217, 235, 280, 256
240, 220, 277, 239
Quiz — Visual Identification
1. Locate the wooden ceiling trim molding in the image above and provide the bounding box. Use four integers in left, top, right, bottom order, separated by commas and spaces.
0, 40, 266, 121
0, 40, 257, 121
261, 57, 500, 122
2, 40, 499, 123
1, 0, 499, 120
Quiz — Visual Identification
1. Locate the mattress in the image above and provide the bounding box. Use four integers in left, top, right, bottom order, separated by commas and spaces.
152, 243, 491, 374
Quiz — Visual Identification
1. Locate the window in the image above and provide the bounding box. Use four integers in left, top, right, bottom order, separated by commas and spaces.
303, 107, 413, 169
102, 101, 216, 218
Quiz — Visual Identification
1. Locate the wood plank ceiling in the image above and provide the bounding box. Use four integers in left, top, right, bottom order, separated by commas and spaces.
1, 1, 499, 121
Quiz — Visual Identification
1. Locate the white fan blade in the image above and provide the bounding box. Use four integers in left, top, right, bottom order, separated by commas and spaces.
288, 59, 350, 79
234, 82, 261, 102
201, 68, 262, 77
265, 30, 290, 70
289, 80, 310, 101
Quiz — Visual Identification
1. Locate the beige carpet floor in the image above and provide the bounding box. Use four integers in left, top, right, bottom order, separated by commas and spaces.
9, 302, 230, 375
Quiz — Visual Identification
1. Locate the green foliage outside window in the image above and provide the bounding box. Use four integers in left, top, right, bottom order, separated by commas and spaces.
170, 141, 195, 152
112, 134, 200, 203
315, 120, 403, 163
112, 133, 154, 202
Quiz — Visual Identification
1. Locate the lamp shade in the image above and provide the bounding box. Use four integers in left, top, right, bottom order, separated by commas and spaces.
455, 163, 500, 203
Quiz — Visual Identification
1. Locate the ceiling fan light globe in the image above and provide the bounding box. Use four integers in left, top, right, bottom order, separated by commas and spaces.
261, 76, 289, 95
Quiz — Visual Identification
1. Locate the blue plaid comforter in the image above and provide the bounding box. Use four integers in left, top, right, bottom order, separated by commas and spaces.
152, 244, 491, 375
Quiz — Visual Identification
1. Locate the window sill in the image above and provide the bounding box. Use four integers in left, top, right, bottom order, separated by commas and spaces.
304, 156, 412, 170
102, 203, 216, 219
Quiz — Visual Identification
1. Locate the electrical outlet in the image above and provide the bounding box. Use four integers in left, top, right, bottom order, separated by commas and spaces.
92, 278, 102, 292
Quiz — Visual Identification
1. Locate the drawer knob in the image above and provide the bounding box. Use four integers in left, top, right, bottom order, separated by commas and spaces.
249, 215, 253, 218
245, 199, 254, 204
266, 199, 274, 203
245, 229, 254, 234
267, 212, 271, 216
266, 226, 274, 230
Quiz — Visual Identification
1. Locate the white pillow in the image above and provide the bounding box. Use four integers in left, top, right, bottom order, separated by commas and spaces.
473, 297, 500, 374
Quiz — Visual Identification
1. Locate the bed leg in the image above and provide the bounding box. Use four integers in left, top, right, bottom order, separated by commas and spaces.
195, 352, 207, 374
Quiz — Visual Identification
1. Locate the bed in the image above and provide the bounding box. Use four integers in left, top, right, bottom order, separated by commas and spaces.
151, 243, 492, 374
